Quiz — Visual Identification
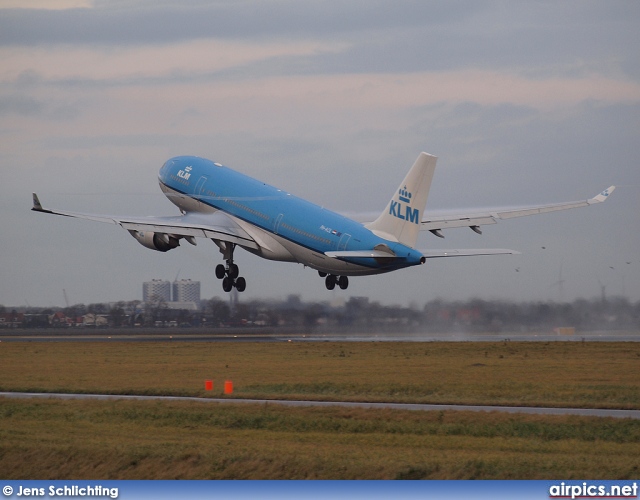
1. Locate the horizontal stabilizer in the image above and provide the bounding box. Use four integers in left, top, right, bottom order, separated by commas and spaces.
422, 248, 519, 258
325, 250, 402, 260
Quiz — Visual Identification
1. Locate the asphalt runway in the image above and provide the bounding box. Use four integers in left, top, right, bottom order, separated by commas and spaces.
1, 330, 639, 342
2, 392, 638, 419
0, 333, 282, 343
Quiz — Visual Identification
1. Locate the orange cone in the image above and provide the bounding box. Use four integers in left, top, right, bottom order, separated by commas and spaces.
224, 380, 233, 394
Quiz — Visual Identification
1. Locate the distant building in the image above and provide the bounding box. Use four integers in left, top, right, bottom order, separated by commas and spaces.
173, 279, 200, 306
143, 279, 171, 303
0, 312, 24, 328
143, 278, 200, 309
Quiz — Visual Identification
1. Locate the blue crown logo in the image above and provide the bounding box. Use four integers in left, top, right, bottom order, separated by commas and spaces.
398, 186, 412, 204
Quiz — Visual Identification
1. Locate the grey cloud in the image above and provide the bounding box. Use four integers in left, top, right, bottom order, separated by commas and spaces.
2, 1, 639, 80
0, 94, 45, 116
2, 1, 639, 307
0, 92, 81, 121
0, 1, 471, 47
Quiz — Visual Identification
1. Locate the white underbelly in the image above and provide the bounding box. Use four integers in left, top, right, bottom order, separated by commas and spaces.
161, 184, 383, 276
237, 220, 384, 276
271, 234, 385, 276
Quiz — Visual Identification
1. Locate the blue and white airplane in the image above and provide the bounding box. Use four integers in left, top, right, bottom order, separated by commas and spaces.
32, 153, 614, 293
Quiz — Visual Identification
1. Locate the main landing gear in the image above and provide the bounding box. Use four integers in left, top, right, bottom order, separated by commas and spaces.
318, 271, 349, 290
214, 242, 246, 292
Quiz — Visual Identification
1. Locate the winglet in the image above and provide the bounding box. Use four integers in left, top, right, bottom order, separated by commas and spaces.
32, 193, 44, 211
591, 186, 615, 203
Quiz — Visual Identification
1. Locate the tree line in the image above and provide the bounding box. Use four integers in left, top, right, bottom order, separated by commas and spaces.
1, 295, 638, 332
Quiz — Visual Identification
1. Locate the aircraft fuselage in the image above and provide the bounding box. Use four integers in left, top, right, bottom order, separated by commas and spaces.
158, 156, 424, 276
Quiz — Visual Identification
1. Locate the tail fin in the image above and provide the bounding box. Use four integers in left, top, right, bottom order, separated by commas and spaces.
365, 152, 437, 248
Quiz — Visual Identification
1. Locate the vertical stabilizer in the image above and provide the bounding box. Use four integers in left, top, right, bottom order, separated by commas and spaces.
365, 152, 437, 248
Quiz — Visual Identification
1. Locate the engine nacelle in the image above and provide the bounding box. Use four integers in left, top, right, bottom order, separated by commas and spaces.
128, 230, 180, 252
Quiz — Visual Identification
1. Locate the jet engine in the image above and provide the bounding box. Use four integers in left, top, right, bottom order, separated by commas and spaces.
128, 230, 180, 252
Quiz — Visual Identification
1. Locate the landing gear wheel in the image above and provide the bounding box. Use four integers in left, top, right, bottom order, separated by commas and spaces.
215, 264, 226, 280
228, 263, 239, 280
217, 243, 245, 293
318, 271, 327, 278
325, 274, 336, 290
338, 275, 349, 290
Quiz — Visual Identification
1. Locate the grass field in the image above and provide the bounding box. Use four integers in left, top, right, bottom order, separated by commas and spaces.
1, 340, 639, 479
1, 341, 639, 407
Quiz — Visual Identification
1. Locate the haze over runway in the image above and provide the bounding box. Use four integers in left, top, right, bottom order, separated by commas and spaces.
1, 1, 639, 307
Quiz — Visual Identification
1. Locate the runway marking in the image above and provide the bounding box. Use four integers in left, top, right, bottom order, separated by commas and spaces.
1, 392, 638, 419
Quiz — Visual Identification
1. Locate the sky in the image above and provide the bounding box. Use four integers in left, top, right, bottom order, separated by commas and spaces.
1, 0, 639, 308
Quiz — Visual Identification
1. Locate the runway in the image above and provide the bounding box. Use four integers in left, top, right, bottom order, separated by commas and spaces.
1, 330, 639, 342
2, 392, 638, 419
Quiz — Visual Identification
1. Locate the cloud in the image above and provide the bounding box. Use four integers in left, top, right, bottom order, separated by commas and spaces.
0, 94, 45, 116
76, 71, 639, 146
180, 70, 640, 112
1, 1, 639, 307
0, 39, 347, 85
0, 0, 91, 9
0, 1, 472, 46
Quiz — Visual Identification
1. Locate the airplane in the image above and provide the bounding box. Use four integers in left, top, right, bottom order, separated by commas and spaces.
32, 152, 615, 293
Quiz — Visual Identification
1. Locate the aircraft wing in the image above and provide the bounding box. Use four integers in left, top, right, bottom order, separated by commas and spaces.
421, 186, 615, 235
32, 193, 259, 249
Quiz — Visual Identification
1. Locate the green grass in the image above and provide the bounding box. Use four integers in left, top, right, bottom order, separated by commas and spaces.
0, 341, 638, 408
1, 340, 639, 479
1, 398, 639, 479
